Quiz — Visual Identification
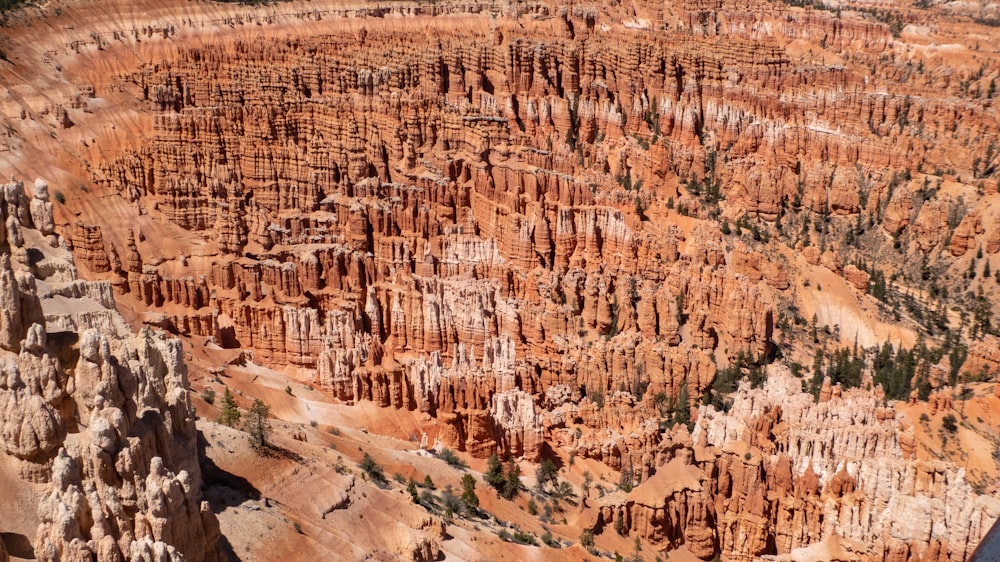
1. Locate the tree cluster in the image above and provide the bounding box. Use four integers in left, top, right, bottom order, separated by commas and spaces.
484, 455, 522, 500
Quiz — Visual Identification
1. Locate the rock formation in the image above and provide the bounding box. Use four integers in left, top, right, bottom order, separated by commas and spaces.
0, 0, 998, 559
594, 369, 1000, 562
0, 179, 221, 562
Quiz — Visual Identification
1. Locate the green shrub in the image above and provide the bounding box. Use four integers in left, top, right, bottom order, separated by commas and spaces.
200, 387, 216, 404
217, 388, 240, 427
541, 530, 558, 548
360, 453, 387, 484
435, 447, 468, 469
244, 399, 272, 450
942, 414, 959, 434
461, 474, 479, 511
441, 485, 463, 514
512, 528, 538, 546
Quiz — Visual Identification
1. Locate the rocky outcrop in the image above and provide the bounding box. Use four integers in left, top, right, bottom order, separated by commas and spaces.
962, 334, 1000, 382
490, 390, 543, 462
950, 211, 982, 257
0, 178, 221, 562
29, 179, 55, 240
842, 264, 870, 292
912, 198, 952, 254
596, 369, 1000, 562
69, 223, 111, 274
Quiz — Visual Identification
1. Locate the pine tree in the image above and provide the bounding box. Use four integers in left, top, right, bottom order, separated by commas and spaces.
673, 384, 691, 427
873, 341, 910, 400
535, 459, 559, 493
218, 388, 241, 427
972, 287, 993, 337
244, 398, 272, 450
809, 348, 825, 400
484, 455, 505, 490
502, 462, 521, 500
460, 473, 479, 510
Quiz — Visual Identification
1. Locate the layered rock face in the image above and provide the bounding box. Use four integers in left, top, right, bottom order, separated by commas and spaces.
89, 12, 797, 462
594, 369, 1000, 562
30, 0, 998, 559
0, 178, 221, 562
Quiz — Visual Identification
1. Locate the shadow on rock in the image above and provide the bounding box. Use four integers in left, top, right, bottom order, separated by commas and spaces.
197, 430, 261, 508
197, 431, 257, 562
1, 532, 35, 560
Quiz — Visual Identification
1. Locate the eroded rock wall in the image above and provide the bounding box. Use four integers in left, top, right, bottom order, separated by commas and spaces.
595, 370, 1000, 562
0, 178, 221, 562
37, 0, 1000, 559
90, 20, 799, 461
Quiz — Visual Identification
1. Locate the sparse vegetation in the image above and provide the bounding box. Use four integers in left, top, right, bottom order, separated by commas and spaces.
511, 527, 539, 546
435, 447, 468, 469
200, 387, 216, 405
503, 461, 522, 499
942, 414, 959, 434
535, 459, 559, 493
360, 453, 387, 484
580, 528, 595, 548
590, 390, 605, 410
483, 455, 522, 499
217, 388, 240, 427
460, 474, 480, 511
244, 399, 272, 450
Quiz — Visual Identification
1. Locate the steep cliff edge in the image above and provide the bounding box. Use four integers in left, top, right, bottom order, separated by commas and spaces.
0, 177, 221, 561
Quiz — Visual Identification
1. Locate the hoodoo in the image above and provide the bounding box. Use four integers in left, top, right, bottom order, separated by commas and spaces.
0, 0, 999, 560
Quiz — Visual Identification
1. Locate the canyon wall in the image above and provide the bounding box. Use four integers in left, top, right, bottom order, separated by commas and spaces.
84, 7, 807, 462
3, 0, 995, 559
